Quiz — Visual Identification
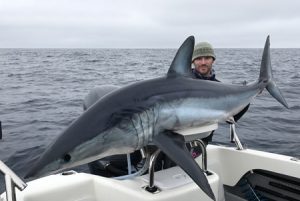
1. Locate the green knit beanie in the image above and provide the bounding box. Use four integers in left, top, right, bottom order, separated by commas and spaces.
192, 42, 216, 61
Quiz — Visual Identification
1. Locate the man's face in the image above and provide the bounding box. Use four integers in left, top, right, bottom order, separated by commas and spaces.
193, 56, 214, 77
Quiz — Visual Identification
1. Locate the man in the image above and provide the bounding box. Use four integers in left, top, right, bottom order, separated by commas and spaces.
191, 41, 249, 145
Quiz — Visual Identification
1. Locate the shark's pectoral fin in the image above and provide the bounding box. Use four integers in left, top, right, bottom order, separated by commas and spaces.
153, 131, 215, 201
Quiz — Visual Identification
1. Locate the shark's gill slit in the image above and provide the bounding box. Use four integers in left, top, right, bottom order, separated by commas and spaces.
63, 154, 71, 162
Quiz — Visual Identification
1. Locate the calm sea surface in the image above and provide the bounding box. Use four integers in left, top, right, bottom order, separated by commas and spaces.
0, 48, 299, 192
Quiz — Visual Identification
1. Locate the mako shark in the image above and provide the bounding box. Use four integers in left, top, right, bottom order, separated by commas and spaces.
25, 36, 288, 201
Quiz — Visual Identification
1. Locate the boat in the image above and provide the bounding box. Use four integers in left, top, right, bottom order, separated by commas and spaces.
1, 123, 300, 201
1, 36, 299, 201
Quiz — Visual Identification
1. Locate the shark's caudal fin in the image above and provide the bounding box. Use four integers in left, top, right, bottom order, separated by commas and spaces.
167, 36, 195, 78
259, 36, 289, 108
153, 131, 216, 201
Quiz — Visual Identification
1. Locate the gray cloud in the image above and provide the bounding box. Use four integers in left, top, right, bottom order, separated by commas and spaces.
1, 0, 300, 48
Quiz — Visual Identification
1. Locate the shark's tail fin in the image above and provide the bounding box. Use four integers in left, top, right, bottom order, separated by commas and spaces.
259, 36, 289, 108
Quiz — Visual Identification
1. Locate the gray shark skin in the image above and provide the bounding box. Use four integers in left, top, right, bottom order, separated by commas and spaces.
25, 36, 288, 201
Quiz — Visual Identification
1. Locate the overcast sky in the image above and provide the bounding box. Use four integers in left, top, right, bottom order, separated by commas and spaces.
1, 0, 300, 48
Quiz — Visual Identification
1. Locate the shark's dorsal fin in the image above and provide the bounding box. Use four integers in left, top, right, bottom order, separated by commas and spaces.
167, 36, 195, 78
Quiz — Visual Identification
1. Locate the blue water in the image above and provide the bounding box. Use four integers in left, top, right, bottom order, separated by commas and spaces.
0, 48, 299, 192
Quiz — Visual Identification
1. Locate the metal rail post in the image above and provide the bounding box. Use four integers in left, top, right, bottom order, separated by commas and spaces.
0, 160, 27, 201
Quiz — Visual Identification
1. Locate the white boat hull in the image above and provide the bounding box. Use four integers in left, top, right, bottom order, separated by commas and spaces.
1, 144, 299, 201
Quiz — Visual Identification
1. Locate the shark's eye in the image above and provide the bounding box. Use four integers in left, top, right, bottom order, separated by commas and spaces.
63, 154, 71, 162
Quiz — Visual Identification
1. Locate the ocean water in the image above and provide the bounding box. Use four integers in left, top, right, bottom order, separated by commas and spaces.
0, 48, 299, 192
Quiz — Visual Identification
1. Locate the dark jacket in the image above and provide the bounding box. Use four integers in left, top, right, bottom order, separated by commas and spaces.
192, 69, 219, 82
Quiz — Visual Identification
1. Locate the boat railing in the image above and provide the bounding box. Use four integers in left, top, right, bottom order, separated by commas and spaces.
144, 149, 161, 193
143, 123, 245, 193
230, 124, 244, 150
0, 160, 27, 201
191, 139, 208, 172
144, 124, 216, 193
